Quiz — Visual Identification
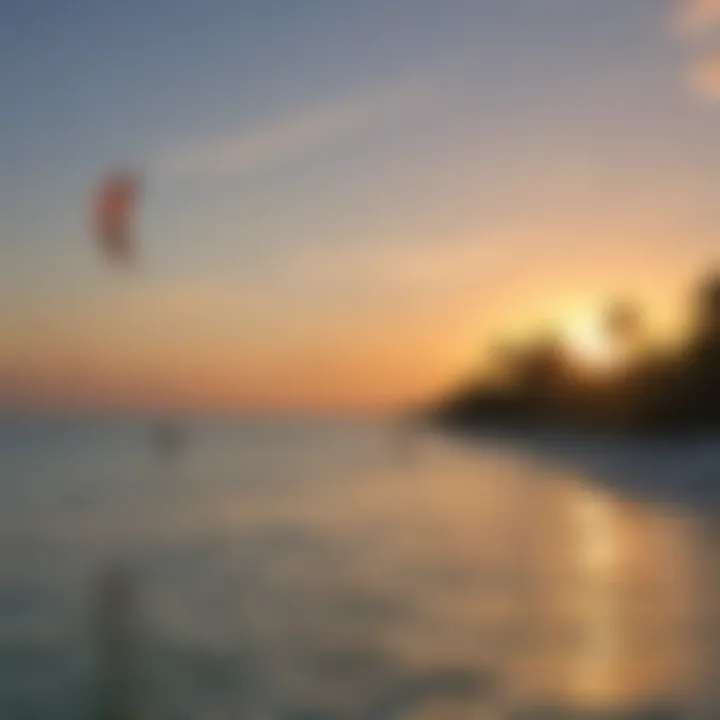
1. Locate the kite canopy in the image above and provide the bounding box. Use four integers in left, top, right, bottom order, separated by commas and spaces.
94, 172, 140, 265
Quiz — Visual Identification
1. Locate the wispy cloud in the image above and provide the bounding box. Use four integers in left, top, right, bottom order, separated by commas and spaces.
159, 78, 430, 180
688, 52, 720, 98
670, 0, 720, 100
674, 0, 720, 35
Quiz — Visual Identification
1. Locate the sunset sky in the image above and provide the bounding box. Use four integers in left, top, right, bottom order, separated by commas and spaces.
2, 0, 720, 413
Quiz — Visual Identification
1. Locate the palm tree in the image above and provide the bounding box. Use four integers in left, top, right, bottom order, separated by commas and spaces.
604, 299, 643, 348
682, 273, 720, 427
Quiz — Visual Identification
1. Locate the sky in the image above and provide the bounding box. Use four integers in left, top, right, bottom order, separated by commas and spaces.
1, 0, 720, 413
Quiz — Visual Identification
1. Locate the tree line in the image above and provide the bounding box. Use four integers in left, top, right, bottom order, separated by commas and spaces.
433, 274, 720, 436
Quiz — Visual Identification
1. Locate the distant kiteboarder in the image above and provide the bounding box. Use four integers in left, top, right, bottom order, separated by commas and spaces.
92, 174, 186, 460
394, 416, 417, 465
151, 421, 184, 459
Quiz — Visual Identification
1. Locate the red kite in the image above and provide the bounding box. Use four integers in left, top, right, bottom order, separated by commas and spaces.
94, 172, 140, 265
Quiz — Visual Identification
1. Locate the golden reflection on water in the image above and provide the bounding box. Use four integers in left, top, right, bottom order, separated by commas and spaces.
515, 472, 707, 714
203, 432, 717, 716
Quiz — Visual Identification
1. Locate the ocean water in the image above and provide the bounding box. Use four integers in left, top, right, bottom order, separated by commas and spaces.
0, 417, 717, 719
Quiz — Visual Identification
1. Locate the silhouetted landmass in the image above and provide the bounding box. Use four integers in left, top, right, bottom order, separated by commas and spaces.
432, 273, 720, 437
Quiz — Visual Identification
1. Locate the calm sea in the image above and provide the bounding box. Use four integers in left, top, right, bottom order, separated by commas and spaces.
0, 417, 716, 719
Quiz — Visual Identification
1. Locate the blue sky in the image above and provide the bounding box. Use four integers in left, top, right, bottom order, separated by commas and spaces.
1, 0, 719, 411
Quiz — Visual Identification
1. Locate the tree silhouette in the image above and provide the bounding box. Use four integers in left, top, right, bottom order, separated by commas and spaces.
433, 272, 720, 436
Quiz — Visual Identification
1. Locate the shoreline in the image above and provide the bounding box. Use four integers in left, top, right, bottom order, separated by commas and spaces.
431, 421, 720, 512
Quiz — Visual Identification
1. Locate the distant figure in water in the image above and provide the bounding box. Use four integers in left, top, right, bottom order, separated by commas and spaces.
394, 417, 416, 465
152, 421, 183, 459
93, 564, 140, 720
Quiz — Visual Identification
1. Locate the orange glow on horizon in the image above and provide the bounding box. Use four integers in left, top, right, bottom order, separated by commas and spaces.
0, 236, 707, 413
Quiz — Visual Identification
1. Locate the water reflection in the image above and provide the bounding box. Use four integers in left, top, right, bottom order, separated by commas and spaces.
137, 430, 717, 718
1, 421, 718, 717
510, 469, 713, 717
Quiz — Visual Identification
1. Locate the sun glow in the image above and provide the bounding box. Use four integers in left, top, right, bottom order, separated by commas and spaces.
563, 318, 625, 372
